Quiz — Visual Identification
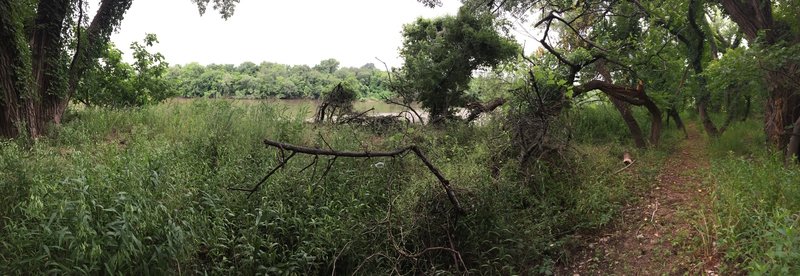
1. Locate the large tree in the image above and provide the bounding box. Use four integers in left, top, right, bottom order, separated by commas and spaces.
0, 0, 238, 138
395, 8, 519, 122
716, 0, 800, 160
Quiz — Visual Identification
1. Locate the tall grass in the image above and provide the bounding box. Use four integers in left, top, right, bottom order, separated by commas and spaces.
1, 99, 671, 274
709, 119, 800, 274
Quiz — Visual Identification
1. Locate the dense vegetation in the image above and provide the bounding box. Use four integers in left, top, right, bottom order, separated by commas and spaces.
166, 59, 393, 100
0, 101, 676, 274
1, 0, 799, 274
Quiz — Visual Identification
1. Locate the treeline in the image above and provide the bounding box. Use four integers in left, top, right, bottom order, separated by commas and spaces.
166, 58, 393, 99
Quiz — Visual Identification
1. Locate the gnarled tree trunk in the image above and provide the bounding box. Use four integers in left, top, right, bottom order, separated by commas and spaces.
0, 0, 133, 138
720, 0, 800, 158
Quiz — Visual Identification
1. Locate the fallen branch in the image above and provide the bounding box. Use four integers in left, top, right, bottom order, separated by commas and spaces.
465, 97, 506, 123
339, 107, 375, 124
612, 160, 635, 175
231, 139, 465, 213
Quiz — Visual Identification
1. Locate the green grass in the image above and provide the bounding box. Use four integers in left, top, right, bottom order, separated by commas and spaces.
0, 99, 672, 274
709, 119, 800, 274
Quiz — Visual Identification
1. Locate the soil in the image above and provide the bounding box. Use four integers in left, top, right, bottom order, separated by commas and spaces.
557, 125, 719, 275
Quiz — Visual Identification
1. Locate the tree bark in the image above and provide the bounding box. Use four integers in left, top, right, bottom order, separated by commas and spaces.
0, 0, 32, 138
667, 108, 689, 138
787, 115, 800, 164
688, 0, 720, 137
29, 0, 71, 137
596, 61, 646, 148
720, 0, 800, 155
610, 97, 646, 148
574, 80, 662, 145
0, 0, 133, 138
465, 97, 505, 123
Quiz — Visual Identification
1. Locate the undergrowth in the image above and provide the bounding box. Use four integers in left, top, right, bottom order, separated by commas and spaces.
709, 119, 800, 274
0, 100, 671, 274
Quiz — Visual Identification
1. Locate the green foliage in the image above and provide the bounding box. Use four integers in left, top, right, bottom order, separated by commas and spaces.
710, 123, 800, 273
191, 0, 239, 19
75, 34, 175, 108
0, 99, 671, 274
705, 47, 764, 115
396, 8, 520, 120
168, 59, 391, 100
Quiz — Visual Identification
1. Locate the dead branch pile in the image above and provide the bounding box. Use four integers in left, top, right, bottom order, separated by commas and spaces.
315, 83, 357, 123
506, 71, 570, 166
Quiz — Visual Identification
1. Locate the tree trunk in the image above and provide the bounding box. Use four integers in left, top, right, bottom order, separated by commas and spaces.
610, 97, 646, 148
29, 0, 72, 136
597, 60, 646, 148
687, 0, 720, 137
690, 57, 719, 137
787, 115, 800, 164
667, 108, 689, 138
719, 0, 800, 157
763, 70, 800, 149
0, 0, 32, 138
574, 80, 662, 145
0, 0, 133, 138
741, 95, 751, 122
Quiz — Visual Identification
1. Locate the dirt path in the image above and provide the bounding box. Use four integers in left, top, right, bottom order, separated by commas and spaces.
558, 125, 719, 275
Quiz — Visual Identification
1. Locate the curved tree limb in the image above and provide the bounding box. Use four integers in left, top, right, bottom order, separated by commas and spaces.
574, 80, 662, 145
232, 139, 465, 213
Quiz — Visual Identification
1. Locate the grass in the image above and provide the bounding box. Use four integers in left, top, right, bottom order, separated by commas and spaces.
0, 99, 673, 274
708, 119, 800, 274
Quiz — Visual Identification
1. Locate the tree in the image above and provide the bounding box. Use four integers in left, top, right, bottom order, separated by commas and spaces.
716, 0, 800, 161
0, 0, 239, 138
395, 8, 519, 121
314, 58, 341, 74
75, 34, 174, 107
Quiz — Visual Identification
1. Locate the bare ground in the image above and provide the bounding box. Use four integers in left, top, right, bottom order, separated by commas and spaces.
557, 125, 719, 275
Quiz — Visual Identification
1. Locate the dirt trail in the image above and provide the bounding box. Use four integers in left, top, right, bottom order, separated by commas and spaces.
558, 125, 719, 275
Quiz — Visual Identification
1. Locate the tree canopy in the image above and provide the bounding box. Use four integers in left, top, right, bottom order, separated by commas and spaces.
394, 8, 519, 121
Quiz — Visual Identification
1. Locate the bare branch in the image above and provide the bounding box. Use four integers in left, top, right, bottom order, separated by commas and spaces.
233, 139, 465, 213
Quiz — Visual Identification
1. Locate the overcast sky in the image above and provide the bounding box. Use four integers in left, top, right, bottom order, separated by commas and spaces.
106, 0, 475, 68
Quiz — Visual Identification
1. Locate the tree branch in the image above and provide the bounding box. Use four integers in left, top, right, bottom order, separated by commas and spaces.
232, 139, 465, 213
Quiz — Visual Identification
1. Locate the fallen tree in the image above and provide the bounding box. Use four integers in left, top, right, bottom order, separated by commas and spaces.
230, 139, 465, 213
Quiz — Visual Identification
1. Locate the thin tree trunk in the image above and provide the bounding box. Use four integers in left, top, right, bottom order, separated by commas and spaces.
687, 0, 720, 137
668, 108, 689, 138
741, 95, 751, 121
61, 0, 133, 123
610, 97, 646, 148
787, 116, 800, 164
574, 80, 662, 145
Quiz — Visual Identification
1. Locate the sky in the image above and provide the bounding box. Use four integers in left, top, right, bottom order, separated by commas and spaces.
107, 0, 473, 68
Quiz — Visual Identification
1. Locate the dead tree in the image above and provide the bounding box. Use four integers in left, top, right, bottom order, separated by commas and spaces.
230, 139, 465, 213
315, 83, 356, 123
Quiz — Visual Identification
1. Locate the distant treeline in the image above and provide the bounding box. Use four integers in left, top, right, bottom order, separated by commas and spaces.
166, 58, 393, 99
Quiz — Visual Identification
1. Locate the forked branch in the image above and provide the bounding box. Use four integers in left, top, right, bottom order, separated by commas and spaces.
231, 139, 465, 213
